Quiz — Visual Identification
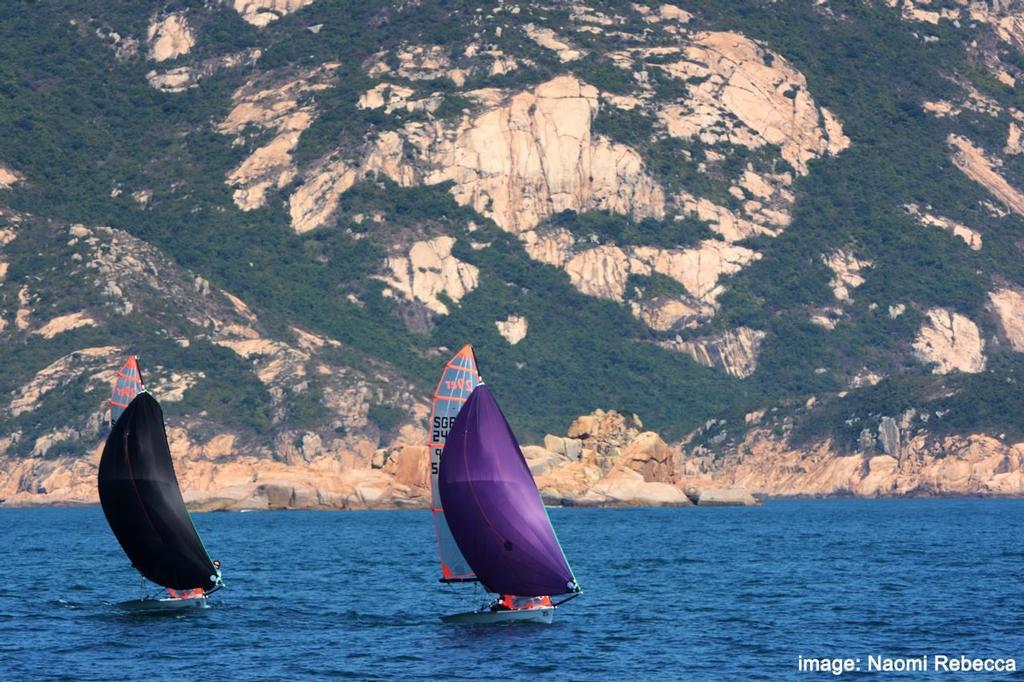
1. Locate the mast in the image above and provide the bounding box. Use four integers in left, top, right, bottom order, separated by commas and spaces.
428, 344, 482, 582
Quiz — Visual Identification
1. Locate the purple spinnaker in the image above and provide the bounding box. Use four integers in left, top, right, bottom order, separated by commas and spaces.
438, 385, 577, 596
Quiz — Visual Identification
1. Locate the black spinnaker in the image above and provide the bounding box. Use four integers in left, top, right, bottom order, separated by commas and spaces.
98, 392, 218, 591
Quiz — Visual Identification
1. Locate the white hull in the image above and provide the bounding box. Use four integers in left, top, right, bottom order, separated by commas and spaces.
119, 596, 208, 612
441, 607, 555, 625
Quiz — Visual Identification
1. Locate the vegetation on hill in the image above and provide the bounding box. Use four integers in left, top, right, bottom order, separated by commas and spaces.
1, 0, 1023, 450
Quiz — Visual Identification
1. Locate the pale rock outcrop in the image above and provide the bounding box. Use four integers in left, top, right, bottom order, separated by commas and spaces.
8, 346, 119, 417
294, 75, 666, 235
1006, 122, 1024, 155
0, 164, 23, 189
358, 83, 442, 114
565, 245, 631, 300
648, 32, 849, 173
631, 298, 700, 332
825, 249, 870, 302
661, 327, 766, 378
379, 236, 479, 314
495, 315, 528, 344
561, 239, 759, 326
913, 308, 985, 374
233, 0, 316, 27
395, 45, 466, 85
562, 239, 758, 324
634, 3, 693, 25
147, 13, 194, 62
687, 486, 759, 506
632, 241, 760, 306
521, 228, 575, 267
904, 203, 982, 250
576, 468, 691, 506
289, 156, 360, 234
523, 24, 585, 62
948, 134, 1024, 216
147, 49, 262, 93
533, 408, 757, 506
988, 287, 1024, 352
677, 191, 785, 242
571, 5, 617, 27
692, 429, 1024, 498
900, 1, 960, 25
220, 63, 340, 210
32, 312, 98, 339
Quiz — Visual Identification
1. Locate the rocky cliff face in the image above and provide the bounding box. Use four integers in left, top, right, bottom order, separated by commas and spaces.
685, 429, 1024, 498
0, 208, 423, 506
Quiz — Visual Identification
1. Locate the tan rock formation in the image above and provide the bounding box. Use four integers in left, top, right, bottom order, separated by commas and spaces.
565, 245, 631, 300
521, 229, 575, 267
988, 287, 1024, 351
220, 63, 340, 211
1006, 122, 1024, 155
495, 314, 528, 344
523, 24, 585, 62
379, 236, 479, 314
357, 83, 442, 114
575, 468, 691, 506
294, 75, 665, 235
8, 346, 119, 417
662, 327, 766, 378
913, 308, 985, 374
390, 45, 469, 85
686, 486, 759, 506
824, 249, 870, 302
649, 32, 849, 173
948, 134, 1024, 216
631, 298, 699, 332
147, 49, 262, 93
233, 0, 316, 27
32, 312, 98, 339
677, 191, 784, 242
693, 429, 1024, 498
904, 203, 982, 251
147, 13, 194, 62
0, 164, 23, 189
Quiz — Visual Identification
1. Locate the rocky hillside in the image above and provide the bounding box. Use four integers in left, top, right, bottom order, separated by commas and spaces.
3, 0, 1024, 505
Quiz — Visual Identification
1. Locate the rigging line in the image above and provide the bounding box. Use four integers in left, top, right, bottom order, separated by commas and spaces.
551, 592, 581, 607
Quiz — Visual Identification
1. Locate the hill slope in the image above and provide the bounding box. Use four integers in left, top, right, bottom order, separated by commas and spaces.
3, 0, 1024, 504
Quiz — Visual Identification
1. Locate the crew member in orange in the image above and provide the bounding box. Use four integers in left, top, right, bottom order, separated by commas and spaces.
167, 560, 222, 599
490, 594, 553, 611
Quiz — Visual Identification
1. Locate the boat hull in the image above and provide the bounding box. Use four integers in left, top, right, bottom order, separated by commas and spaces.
441, 607, 554, 625
119, 596, 208, 612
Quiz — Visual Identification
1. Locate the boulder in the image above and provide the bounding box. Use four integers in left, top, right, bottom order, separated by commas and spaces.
573, 468, 691, 507
692, 486, 759, 506
523, 445, 562, 476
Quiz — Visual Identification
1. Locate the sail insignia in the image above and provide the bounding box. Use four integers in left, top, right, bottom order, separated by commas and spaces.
110, 355, 145, 428
429, 344, 482, 582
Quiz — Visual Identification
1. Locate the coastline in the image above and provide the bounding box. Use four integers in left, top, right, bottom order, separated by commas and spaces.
3, 491, 1024, 511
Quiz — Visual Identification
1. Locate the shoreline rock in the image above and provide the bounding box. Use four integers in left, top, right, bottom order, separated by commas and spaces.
5, 407, 1023, 509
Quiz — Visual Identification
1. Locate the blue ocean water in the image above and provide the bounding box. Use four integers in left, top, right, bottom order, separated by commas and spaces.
1, 500, 1022, 680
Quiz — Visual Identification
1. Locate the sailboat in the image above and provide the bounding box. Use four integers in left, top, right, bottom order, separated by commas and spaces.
430, 346, 580, 624
99, 356, 223, 610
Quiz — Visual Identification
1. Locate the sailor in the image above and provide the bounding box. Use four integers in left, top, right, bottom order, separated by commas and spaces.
490, 594, 553, 611
212, 559, 223, 586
